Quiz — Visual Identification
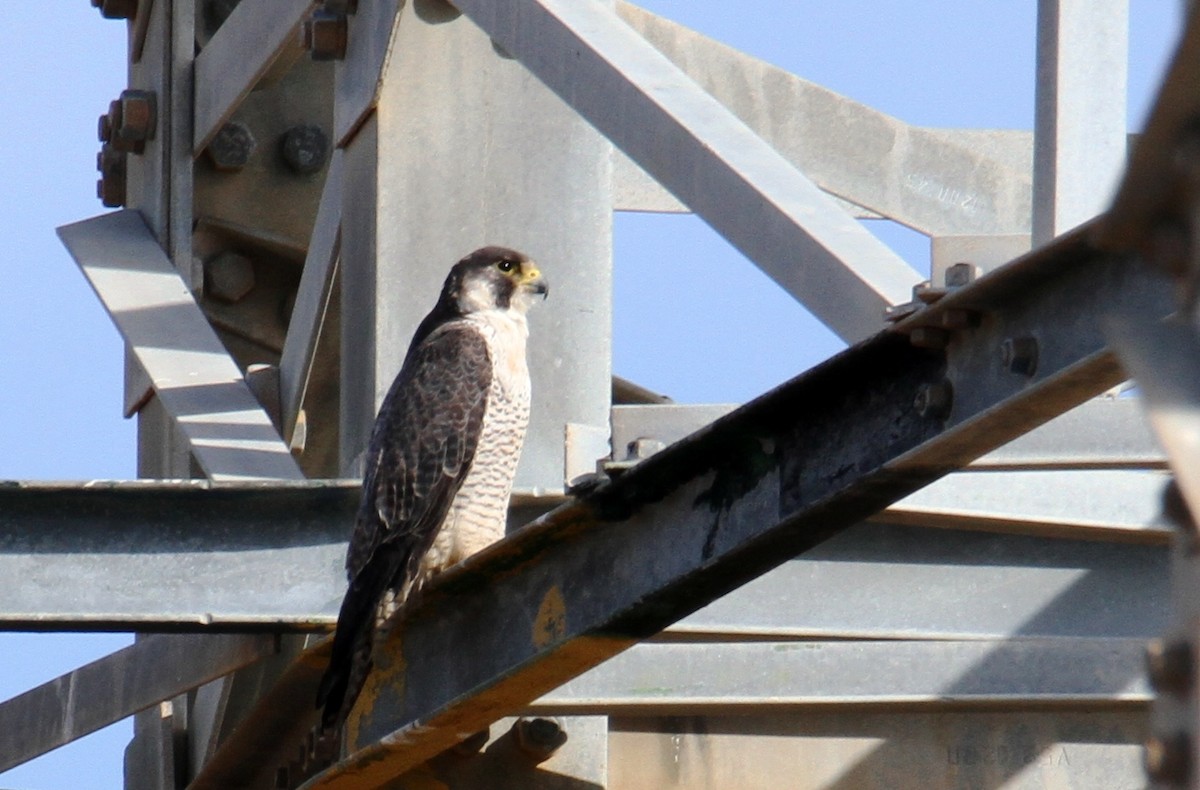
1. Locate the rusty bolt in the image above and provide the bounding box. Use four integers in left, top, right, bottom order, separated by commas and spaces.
909, 326, 950, 350
205, 252, 256, 303
513, 717, 568, 764
1000, 336, 1039, 377
914, 380, 953, 420
107, 90, 156, 154
944, 262, 981, 288
98, 112, 112, 143
1145, 731, 1191, 785
280, 125, 330, 175
206, 122, 257, 172
96, 144, 127, 208
1147, 639, 1194, 695
92, 0, 138, 19
303, 11, 348, 61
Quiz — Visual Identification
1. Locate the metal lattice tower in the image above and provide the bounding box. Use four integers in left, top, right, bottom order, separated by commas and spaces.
4, 1, 1200, 788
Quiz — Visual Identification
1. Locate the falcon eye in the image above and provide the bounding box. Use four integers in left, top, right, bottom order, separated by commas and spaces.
496, 259, 517, 273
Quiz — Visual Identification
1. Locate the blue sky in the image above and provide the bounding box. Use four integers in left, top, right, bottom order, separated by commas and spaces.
0, 2, 1182, 787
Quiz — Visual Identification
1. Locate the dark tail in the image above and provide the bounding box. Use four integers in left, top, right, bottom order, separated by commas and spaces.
316, 548, 402, 729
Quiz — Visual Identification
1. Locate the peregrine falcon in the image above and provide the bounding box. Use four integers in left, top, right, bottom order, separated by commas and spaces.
316, 246, 548, 729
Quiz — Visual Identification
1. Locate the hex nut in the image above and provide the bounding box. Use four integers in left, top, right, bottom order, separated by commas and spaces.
96, 144, 127, 208
944, 262, 981, 288
1000, 336, 1039, 377
205, 252, 256, 303
280, 125, 330, 175
1146, 639, 1194, 695
206, 122, 257, 172
110, 90, 157, 154
303, 12, 348, 60
914, 380, 953, 420
1145, 731, 1191, 785
513, 717, 568, 764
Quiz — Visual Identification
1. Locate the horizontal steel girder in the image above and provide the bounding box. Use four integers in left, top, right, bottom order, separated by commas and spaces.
529, 638, 1151, 713
0, 468, 1168, 631
275, 222, 1173, 787
611, 397, 1165, 471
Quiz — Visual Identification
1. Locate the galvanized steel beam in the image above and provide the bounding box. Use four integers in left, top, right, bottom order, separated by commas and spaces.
0, 467, 1166, 631
529, 638, 1150, 713
883, 469, 1171, 543
616, 3, 1033, 236
1032, 0, 1129, 246
612, 398, 1165, 471
0, 633, 276, 775
280, 150, 343, 445
192, 0, 318, 153
294, 224, 1172, 787
57, 210, 303, 481
336, 4, 613, 490
455, 0, 921, 343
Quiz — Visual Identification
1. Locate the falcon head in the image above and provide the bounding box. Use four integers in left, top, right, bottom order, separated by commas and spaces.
446, 246, 549, 316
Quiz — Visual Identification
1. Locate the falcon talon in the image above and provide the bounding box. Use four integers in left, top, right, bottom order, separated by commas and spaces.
316, 247, 547, 729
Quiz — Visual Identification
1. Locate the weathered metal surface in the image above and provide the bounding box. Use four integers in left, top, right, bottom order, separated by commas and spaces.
530, 639, 1150, 713
295, 222, 1173, 787
0, 478, 1167, 636
57, 210, 303, 481
280, 150, 342, 445
612, 398, 1165, 470
454, 0, 920, 344
0, 479, 351, 629
192, 0, 318, 153
0, 633, 276, 774
883, 469, 1172, 542
678, 523, 1166, 641
336, 4, 612, 491
331, 0, 400, 146
617, 3, 1033, 237
1032, 0, 1129, 246
608, 709, 1147, 789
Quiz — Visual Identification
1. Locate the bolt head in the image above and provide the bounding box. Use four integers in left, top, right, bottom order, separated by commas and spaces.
514, 717, 568, 763
914, 380, 953, 420
1000, 336, 1039, 377
944, 262, 981, 288
1147, 639, 1194, 695
303, 12, 348, 60
1145, 731, 1191, 784
205, 252, 256, 303
280, 125, 330, 175
110, 90, 156, 154
206, 122, 257, 172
